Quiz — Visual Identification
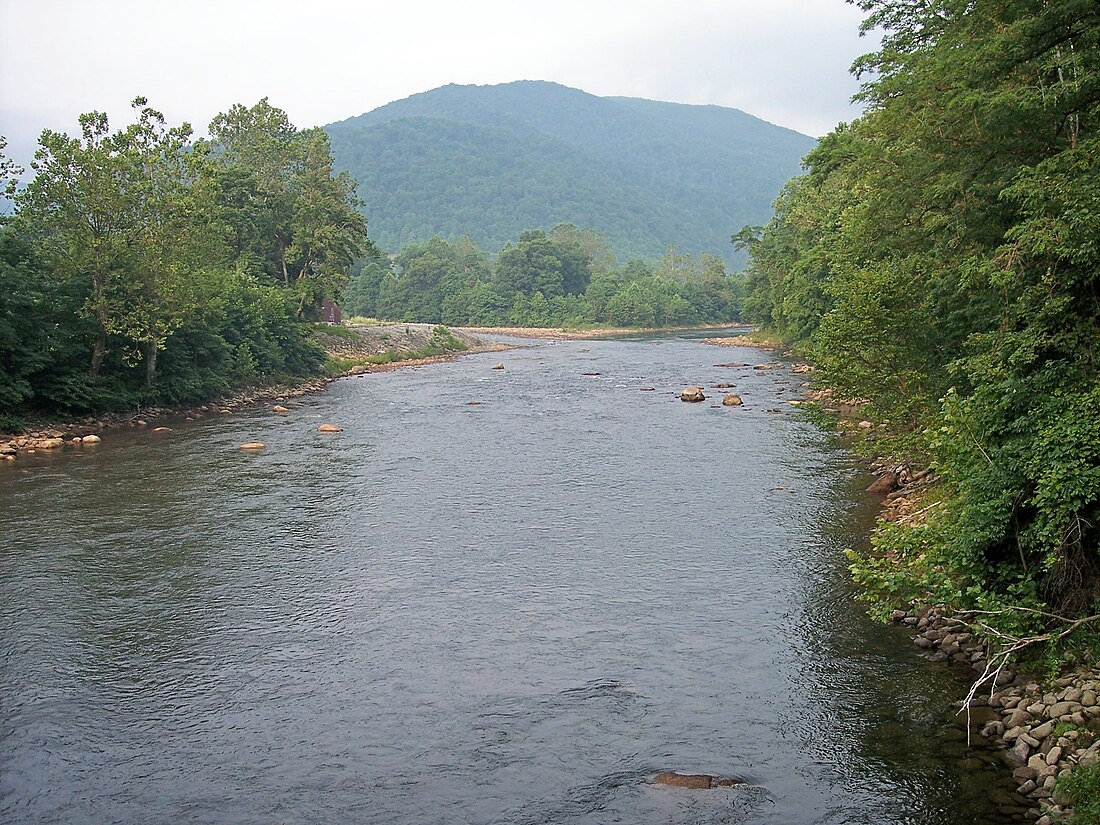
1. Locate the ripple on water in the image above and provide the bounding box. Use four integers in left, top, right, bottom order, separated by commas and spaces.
0, 334, 1026, 825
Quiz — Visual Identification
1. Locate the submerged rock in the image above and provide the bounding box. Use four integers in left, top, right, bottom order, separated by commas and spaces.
317, 424, 343, 433
652, 771, 742, 789
239, 442, 266, 451
722, 393, 743, 407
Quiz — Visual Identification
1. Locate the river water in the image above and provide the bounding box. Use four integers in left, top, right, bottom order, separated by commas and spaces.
1, 331, 1026, 824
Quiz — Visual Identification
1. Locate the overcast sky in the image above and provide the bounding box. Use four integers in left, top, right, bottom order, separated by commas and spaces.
0, 0, 874, 171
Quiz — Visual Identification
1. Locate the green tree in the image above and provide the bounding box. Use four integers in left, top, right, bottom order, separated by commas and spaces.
16, 98, 213, 383
204, 99, 369, 314
743, 0, 1100, 619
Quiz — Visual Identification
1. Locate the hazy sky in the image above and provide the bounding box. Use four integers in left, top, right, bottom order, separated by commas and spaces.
0, 0, 874, 170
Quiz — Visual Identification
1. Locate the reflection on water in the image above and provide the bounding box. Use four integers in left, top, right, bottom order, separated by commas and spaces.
1, 332, 1023, 824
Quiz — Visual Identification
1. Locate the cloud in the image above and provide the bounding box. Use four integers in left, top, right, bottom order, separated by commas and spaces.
1, 0, 875, 172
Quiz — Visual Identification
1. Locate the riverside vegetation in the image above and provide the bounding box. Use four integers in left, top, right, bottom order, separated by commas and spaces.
0, 99, 368, 427
3, 1, 1097, 816
0, 103, 742, 429
735, 0, 1099, 819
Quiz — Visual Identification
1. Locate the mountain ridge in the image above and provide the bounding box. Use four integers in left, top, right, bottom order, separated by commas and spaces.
325, 81, 816, 264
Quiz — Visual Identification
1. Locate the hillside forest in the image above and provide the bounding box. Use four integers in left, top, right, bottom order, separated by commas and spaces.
325, 81, 815, 267
736, 0, 1100, 649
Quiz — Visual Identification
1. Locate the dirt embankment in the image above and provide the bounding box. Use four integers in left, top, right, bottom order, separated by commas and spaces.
322, 323, 495, 360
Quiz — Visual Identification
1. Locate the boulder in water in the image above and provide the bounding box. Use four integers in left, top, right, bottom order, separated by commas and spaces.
722, 393, 743, 407
652, 772, 742, 789
318, 424, 343, 433
680, 386, 706, 402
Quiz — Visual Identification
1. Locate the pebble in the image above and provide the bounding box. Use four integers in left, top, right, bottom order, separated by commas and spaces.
890, 605, 1100, 822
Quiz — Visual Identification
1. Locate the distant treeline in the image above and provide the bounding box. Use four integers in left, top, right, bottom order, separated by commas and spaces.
0, 99, 368, 422
344, 225, 743, 328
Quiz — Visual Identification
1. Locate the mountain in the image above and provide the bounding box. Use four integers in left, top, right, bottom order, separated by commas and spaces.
325, 81, 816, 266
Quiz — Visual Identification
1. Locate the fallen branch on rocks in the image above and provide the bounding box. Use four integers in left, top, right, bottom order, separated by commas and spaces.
959, 608, 1100, 739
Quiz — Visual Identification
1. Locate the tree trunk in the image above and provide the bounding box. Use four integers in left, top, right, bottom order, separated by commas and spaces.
145, 340, 158, 386
89, 270, 108, 377
89, 330, 107, 377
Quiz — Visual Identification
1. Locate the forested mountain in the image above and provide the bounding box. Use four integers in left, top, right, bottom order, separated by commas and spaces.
325, 81, 815, 264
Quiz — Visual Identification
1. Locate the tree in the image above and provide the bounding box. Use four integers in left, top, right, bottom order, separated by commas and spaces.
204, 99, 369, 314
743, 0, 1100, 620
16, 98, 213, 383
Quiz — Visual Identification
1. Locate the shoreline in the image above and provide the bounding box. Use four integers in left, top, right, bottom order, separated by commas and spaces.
0, 332, 508, 461
457, 322, 746, 340
782, 338, 1098, 824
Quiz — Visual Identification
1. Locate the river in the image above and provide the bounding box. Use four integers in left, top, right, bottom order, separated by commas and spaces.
0, 330, 1026, 824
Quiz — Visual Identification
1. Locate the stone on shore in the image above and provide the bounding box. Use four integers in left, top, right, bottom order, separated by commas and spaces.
867, 471, 899, 495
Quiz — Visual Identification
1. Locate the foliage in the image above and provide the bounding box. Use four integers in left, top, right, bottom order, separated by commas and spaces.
202, 98, 370, 316
1055, 763, 1100, 824
0, 97, 362, 422
743, 0, 1100, 629
324, 80, 815, 266
342, 227, 743, 329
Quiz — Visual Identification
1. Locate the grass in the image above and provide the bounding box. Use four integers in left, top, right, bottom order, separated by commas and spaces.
321, 325, 467, 376
1056, 763, 1100, 824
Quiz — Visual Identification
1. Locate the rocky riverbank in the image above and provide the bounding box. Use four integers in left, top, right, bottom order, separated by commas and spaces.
889, 604, 1100, 824
1, 324, 503, 462
733, 334, 1100, 823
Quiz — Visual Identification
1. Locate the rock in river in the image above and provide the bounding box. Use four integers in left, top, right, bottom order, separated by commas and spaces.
652, 772, 742, 789
317, 424, 343, 433
681, 386, 706, 403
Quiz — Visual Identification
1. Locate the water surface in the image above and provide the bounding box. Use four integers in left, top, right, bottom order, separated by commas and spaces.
0, 332, 1023, 824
